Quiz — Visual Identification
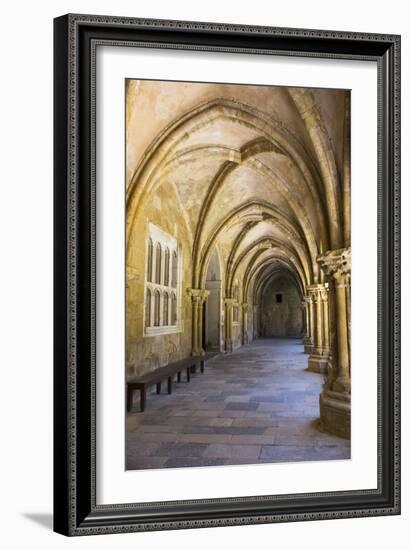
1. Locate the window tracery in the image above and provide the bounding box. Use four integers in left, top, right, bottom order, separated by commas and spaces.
144, 223, 181, 335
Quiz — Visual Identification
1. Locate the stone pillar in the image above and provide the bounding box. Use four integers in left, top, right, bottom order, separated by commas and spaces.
188, 289, 209, 356
321, 286, 330, 356
309, 296, 315, 352
307, 284, 329, 373
253, 304, 258, 340
317, 248, 351, 439
303, 296, 313, 353
224, 298, 235, 353
241, 303, 249, 345
301, 300, 306, 341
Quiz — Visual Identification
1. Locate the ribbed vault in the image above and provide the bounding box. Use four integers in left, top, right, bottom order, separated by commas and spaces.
126, 86, 347, 304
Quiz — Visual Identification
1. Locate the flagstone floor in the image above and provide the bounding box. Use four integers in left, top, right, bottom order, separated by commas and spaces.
126, 338, 350, 470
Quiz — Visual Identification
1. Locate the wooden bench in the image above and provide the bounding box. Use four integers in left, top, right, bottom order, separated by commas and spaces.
127, 356, 205, 412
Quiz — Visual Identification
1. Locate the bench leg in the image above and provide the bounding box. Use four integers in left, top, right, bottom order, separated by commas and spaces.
140, 388, 146, 412
200, 359, 205, 373
177, 371, 181, 383
156, 382, 162, 394
167, 376, 172, 394
186, 367, 190, 382
127, 387, 133, 412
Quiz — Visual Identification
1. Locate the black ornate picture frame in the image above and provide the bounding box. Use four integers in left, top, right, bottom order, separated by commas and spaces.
53, 13, 401, 536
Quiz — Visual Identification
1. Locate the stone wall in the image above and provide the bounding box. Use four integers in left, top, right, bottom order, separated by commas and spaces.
259, 276, 303, 337
126, 178, 193, 378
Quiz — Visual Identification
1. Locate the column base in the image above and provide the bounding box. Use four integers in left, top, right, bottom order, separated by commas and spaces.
303, 337, 313, 354
225, 340, 233, 353
307, 353, 329, 374
319, 388, 350, 439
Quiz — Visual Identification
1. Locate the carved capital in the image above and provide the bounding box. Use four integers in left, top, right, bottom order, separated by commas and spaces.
187, 288, 209, 305
307, 283, 328, 302
241, 303, 249, 312
320, 284, 329, 302
317, 248, 351, 286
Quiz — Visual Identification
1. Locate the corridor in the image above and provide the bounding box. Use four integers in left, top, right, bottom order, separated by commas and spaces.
126, 339, 350, 469
125, 80, 352, 465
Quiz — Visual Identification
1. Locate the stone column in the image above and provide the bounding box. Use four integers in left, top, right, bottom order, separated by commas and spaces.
241, 303, 249, 345
306, 284, 329, 373
309, 296, 315, 352
188, 289, 209, 356
224, 298, 235, 353
253, 304, 258, 340
302, 296, 313, 353
301, 300, 306, 335
317, 248, 351, 439
321, 286, 330, 356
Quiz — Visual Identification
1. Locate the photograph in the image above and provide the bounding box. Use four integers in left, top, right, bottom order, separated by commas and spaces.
51, 11, 400, 535
125, 79, 352, 470
0, 0, 406, 544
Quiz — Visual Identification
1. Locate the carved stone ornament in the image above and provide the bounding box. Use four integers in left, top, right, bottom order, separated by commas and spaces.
187, 288, 209, 304
317, 248, 351, 284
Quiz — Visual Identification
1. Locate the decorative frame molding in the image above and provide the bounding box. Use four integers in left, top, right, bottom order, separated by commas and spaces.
54, 13, 400, 536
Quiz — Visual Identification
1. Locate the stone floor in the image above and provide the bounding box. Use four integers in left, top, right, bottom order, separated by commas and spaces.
126, 338, 350, 469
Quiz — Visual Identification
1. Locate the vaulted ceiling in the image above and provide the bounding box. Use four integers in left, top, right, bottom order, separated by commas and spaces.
126, 80, 350, 304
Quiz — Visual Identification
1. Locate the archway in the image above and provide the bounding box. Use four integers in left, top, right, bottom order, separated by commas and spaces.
203, 248, 222, 351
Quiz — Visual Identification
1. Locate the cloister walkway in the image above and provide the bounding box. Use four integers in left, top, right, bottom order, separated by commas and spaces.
126, 339, 350, 469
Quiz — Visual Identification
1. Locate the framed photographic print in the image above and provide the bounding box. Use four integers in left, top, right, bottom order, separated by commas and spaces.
53, 14, 401, 536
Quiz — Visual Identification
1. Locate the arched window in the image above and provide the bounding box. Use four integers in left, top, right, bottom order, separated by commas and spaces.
145, 289, 151, 327
163, 293, 169, 326
144, 225, 181, 333
155, 243, 162, 284
146, 238, 153, 282
171, 293, 177, 326
154, 290, 161, 326
164, 247, 170, 286
171, 250, 178, 287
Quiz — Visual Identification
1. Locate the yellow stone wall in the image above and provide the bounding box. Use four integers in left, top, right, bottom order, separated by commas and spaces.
126, 181, 193, 377
259, 276, 303, 337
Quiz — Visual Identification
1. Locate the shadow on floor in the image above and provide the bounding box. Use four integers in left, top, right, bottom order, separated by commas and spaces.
22, 513, 53, 531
